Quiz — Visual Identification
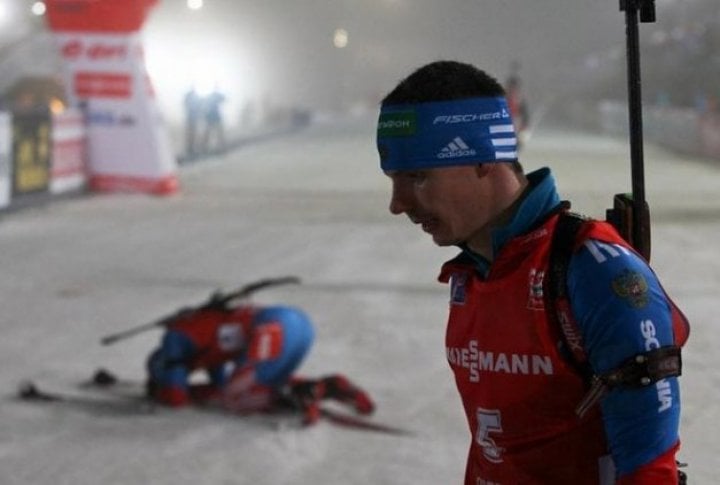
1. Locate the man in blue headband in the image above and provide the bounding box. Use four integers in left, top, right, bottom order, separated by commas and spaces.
377, 60, 687, 484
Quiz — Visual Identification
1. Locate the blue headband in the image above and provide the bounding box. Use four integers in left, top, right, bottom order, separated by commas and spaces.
377, 96, 518, 171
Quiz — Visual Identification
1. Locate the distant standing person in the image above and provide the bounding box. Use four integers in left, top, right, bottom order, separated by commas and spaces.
505, 63, 530, 147
201, 86, 227, 154
183, 86, 202, 158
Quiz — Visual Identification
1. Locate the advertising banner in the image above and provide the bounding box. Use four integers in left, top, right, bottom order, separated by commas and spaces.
0, 112, 11, 208
51, 108, 87, 194
46, 0, 177, 195
11, 110, 51, 198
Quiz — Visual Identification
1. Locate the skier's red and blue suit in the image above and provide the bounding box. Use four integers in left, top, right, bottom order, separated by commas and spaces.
147, 305, 314, 406
440, 168, 685, 484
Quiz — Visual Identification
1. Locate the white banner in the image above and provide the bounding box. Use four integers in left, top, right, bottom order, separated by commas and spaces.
54, 32, 177, 194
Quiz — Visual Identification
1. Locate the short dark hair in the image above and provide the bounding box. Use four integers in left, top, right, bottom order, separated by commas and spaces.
381, 60, 506, 106
381, 60, 523, 173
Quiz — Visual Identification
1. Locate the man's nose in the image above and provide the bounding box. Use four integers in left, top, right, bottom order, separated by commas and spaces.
389, 183, 411, 215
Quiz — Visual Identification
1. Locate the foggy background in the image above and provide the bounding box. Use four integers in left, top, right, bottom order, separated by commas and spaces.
1, 2, 719, 484
1, 0, 718, 142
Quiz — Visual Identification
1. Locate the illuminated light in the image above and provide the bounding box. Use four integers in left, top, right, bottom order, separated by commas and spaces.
0, 4, 9, 24
144, 41, 243, 124
31, 2, 47, 16
333, 28, 348, 49
49, 98, 65, 115
184, 56, 228, 97
187, 0, 204, 10
143, 26, 261, 130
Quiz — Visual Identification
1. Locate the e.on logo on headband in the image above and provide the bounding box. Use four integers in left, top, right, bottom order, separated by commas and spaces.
377, 111, 416, 137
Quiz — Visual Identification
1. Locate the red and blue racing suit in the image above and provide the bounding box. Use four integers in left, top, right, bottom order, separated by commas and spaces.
147, 305, 314, 407
440, 168, 684, 484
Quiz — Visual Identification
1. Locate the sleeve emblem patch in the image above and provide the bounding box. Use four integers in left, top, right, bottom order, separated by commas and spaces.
611, 269, 649, 308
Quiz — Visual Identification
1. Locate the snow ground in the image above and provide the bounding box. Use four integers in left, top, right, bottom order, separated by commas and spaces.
0, 115, 718, 484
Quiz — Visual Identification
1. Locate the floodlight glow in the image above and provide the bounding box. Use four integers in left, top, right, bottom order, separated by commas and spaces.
31, 2, 47, 16
333, 28, 348, 48
188, 57, 227, 96
0, 4, 9, 24
144, 40, 250, 127
144, 19, 263, 130
187, 0, 203, 10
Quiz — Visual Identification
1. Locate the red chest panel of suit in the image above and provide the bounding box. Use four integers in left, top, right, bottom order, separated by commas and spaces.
172, 306, 256, 369
440, 216, 610, 485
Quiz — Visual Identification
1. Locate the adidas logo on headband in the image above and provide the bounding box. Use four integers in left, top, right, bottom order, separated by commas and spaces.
437, 137, 477, 159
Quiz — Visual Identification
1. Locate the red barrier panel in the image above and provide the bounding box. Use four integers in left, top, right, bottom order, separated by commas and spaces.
51, 109, 86, 194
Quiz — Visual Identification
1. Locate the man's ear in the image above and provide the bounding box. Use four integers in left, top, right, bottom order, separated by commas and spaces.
474, 164, 493, 178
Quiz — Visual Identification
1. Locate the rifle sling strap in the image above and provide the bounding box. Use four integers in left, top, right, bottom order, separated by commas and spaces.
548, 209, 683, 418
548, 208, 593, 381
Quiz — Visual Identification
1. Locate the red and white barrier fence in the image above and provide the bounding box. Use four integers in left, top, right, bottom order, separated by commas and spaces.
50, 108, 87, 194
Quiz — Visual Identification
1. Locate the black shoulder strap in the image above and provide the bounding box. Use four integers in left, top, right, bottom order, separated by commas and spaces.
547, 207, 594, 383
548, 208, 584, 301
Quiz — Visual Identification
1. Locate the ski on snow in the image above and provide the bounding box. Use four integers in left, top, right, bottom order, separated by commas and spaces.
16, 369, 412, 436
16, 379, 156, 416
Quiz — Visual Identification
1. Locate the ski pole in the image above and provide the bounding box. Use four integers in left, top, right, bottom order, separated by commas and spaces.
98, 311, 189, 346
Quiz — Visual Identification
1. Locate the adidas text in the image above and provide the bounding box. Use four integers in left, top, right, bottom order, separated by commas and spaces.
438, 149, 476, 159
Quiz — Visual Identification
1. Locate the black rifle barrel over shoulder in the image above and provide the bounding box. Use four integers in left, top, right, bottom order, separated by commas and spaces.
606, 0, 655, 261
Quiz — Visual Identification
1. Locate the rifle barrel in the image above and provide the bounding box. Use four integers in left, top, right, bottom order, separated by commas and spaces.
623, 0, 653, 259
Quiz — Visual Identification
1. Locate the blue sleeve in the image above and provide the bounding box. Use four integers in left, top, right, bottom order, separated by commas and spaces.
147, 330, 196, 388
566, 239, 680, 476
